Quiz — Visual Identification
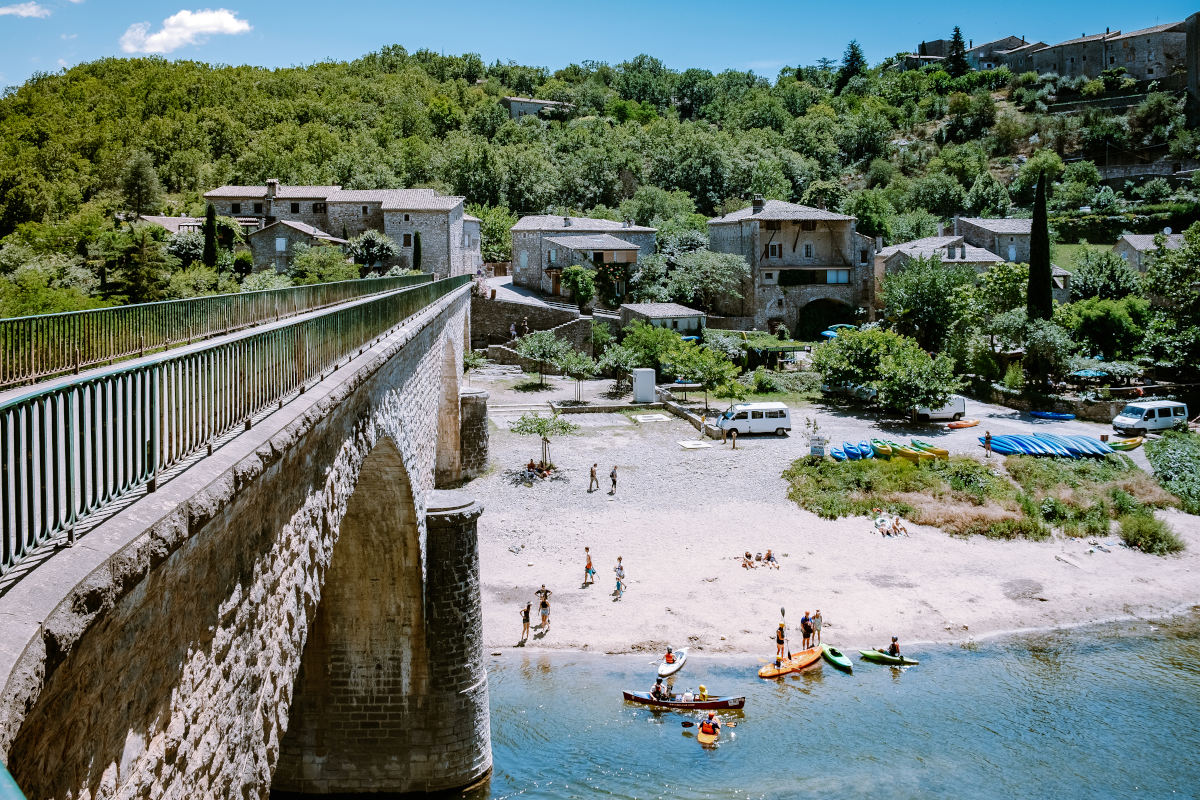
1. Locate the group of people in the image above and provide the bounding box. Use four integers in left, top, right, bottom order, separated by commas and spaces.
508, 316, 530, 341
741, 549, 779, 569
650, 677, 710, 704
774, 609, 824, 657
525, 459, 554, 480
519, 584, 554, 644
588, 463, 618, 495
871, 509, 909, 537
583, 546, 626, 598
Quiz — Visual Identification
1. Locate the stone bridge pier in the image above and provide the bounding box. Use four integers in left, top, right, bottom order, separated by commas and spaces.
0, 286, 492, 798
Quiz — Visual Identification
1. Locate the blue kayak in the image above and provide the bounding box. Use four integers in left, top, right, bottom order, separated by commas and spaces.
1035, 433, 1087, 457
830, 447, 846, 461
1031, 411, 1076, 420
981, 436, 1021, 455
1065, 435, 1114, 455
843, 442, 861, 460
858, 440, 874, 459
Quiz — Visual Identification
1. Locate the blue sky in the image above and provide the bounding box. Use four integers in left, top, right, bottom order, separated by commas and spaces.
0, 0, 1196, 89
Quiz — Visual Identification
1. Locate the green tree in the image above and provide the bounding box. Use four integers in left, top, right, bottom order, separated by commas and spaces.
835, 40, 867, 95
560, 265, 596, 311
1022, 318, 1073, 383
621, 320, 684, 374
232, 251, 254, 279
121, 150, 161, 218
165, 231, 205, 267
202, 203, 218, 269
903, 172, 966, 218
515, 330, 571, 385
661, 341, 740, 409
556, 348, 598, 402
881, 255, 976, 351
118, 227, 173, 303
811, 327, 961, 412
469, 203, 518, 263
1055, 296, 1148, 360
289, 244, 357, 285
975, 261, 1028, 316
666, 249, 749, 313
841, 189, 895, 240
1027, 172, 1053, 321
413, 230, 422, 271
1070, 249, 1140, 300
509, 411, 579, 467
1143, 224, 1200, 378
348, 230, 400, 272
945, 27, 969, 79
964, 171, 1011, 216
597, 341, 639, 390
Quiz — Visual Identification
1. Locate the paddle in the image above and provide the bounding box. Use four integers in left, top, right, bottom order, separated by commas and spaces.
681, 721, 736, 728
782, 606, 791, 660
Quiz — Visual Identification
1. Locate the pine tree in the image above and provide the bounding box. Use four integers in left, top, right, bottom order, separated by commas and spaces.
946, 27, 969, 78
413, 230, 422, 271
835, 40, 866, 94
202, 203, 218, 269
121, 150, 161, 219
1026, 172, 1053, 321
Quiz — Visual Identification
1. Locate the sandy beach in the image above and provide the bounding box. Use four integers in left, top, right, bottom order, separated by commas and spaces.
467, 373, 1200, 657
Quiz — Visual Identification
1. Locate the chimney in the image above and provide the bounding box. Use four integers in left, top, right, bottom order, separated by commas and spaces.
563, 216, 571, 227
875, 236, 883, 251
937, 222, 945, 237
960, 243, 967, 260
751, 195, 765, 214
266, 179, 279, 199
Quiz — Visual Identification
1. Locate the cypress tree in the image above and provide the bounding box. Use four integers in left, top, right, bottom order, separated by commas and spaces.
835, 40, 866, 94
413, 230, 422, 271
1027, 172, 1053, 320
202, 203, 218, 269
946, 26, 969, 78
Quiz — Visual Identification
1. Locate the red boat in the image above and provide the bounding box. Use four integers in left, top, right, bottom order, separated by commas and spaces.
622, 690, 746, 710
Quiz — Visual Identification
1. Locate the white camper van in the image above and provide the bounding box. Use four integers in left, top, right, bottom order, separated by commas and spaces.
1112, 400, 1188, 435
717, 402, 792, 436
914, 395, 967, 422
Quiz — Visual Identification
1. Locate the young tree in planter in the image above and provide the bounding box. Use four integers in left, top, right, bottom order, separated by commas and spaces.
1027, 172, 1054, 321
515, 330, 571, 386
560, 264, 596, 312
202, 203, 218, 269
510, 411, 579, 468
556, 348, 598, 402
597, 342, 638, 392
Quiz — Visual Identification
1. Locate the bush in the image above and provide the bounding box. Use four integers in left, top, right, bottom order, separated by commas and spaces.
1002, 362, 1024, 390
1119, 514, 1184, 555
748, 366, 782, 393
1145, 431, 1200, 514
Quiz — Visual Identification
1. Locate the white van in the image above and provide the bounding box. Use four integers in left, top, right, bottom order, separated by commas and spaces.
914, 395, 967, 422
717, 402, 792, 436
1112, 400, 1188, 435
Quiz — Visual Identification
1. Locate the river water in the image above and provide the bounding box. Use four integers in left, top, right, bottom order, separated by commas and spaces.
463, 616, 1200, 799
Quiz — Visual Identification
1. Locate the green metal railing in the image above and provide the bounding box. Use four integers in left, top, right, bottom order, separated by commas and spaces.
0, 275, 469, 577
0, 274, 433, 390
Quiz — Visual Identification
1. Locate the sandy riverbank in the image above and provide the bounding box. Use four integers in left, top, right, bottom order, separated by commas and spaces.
467, 375, 1200, 657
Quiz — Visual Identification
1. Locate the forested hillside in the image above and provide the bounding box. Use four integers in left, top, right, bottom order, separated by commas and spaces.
0, 41, 1197, 316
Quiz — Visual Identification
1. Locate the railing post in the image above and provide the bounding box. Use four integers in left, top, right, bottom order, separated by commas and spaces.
146, 365, 159, 493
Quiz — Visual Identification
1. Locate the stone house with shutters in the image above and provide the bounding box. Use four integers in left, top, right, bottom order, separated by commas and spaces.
966, 35, 1030, 70
876, 235, 1004, 275
510, 216, 656, 300
202, 182, 479, 278
706, 197, 876, 337
955, 217, 1033, 264
247, 220, 347, 273
619, 302, 706, 333
1113, 232, 1184, 271
500, 96, 573, 120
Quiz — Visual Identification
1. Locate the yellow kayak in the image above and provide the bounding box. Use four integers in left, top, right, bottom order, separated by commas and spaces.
1108, 437, 1143, 451
887, 441, 933, 462
911, 439, 949, 459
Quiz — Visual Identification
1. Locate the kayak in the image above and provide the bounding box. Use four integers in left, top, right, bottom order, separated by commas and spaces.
910, 439, 949, 459
1031, 411, 1075, 420
843, 442, 862, 460
1108, 437, 1143, 451
888, 441, 933, 462
758, 646, 822, 678
857, 440, 874, 459
947, 419, 980, 429
658, 647, 688, 678
859, 649, 919, 666
821, 645, 853, 673
697, 729, 719, 746
622, 691, 746, 710
830, 447, 846, 461
870, 439, 893, 459
1065, 434, 1113, 455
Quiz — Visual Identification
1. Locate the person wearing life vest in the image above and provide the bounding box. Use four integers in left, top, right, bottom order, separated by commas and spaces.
663, 647, 675, 665
775, 622, 786, 658
697, 684, 710, 701
699, 712, 721, 737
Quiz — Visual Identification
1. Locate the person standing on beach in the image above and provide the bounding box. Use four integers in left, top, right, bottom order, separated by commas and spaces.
813, 609, 823, 646
589, 463, 599, 493
775, 622, 787, 659
583, 546, 595, 585
613, 556, 625, 599
609, 465, 618, 495
984, 431, 993, 458
520, 602, 531, 642
800, 610, 814, 649
536, 584, 552, 630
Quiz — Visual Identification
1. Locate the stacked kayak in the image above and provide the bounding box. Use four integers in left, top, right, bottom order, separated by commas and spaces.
910, 439, 949, 459
887, 441, 934, 462
981, 433, 1115, 458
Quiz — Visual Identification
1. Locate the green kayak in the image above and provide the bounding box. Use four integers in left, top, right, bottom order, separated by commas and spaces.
859, 649, 919, 666
822, 645, 853, 673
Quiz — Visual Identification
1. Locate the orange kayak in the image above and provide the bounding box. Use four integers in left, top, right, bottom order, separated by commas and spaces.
946, 419, 980, 429
758, 646, 822, 678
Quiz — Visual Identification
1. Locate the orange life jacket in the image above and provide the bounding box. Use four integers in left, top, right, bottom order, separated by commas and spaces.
700, 720, 716, 735
664, 653, 675, 663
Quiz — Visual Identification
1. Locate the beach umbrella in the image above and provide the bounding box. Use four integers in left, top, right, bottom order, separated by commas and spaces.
1069, 369, 1108, 378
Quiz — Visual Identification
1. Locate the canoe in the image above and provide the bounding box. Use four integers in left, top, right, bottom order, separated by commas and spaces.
658, 647, 688, 678
910, 439, 949, 459
859, 649, 919, 666
1031, 411, 1076, 420
822, 645, 853, 673
1065, 435, 1114, 455
947, 419, 980, 429
1034, 433, 1087, 457
697, 729, 719, 746
870, 439, 893, 459
1108, 437, 1143, 451
758, 646, 823, 678
830, 447, 846, 462
843, 442, 861, 460
622, 691, 746, 711
858, 440, 874, 459
982, 436, 1021, 456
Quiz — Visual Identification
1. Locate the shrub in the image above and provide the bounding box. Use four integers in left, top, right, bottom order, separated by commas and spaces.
1002, 362, 1024, 390
1119, 514, 1184, 555
1145, 431, 1200, 514
749, 366, 781, 393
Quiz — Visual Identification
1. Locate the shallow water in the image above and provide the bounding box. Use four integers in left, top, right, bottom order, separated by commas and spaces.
465, 618, 1200, 799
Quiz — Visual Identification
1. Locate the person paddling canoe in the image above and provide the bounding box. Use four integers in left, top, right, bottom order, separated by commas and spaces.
663, 647, 676, 665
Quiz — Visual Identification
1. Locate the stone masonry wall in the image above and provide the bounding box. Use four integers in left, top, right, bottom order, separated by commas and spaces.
470, 294, 577, 349
1, 287, 490, 798
458, 389, 490, 480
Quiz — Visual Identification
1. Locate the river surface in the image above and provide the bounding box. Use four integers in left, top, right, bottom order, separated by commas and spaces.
463, 617, 1200, 799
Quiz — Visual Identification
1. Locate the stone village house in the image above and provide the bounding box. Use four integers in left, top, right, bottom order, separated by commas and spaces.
1113, 232, 1184, 272
706, 197, 876, 337
203, 180, 481, 278
247, 220, 348, 273
510, 216, 656, 301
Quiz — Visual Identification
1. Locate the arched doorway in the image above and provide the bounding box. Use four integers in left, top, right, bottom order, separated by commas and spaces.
797, 298, 855, 341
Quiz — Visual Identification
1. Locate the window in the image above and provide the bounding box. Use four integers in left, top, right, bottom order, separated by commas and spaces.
766, 410, 785, 419
361, 206, 369, 217
231, 203, 242, 214
290, 202, 300, 213
733, 412, 747, 420
768, 243, 782, 258
313, 202, 326, 214
763, 272, 774, 280
764, 221, 781, 231
1174, 407, 1186, 417
828, 269, 850, 284
275, 237, 287, 253
404, 214, 410, 221
549, 249, 557, 264
1157, 408, 1172, 419
751, 411, 763, 420
253, 202, 263, 214
402, 233, 412, 247
519, 251, 528, 269
859, 249, 868, 264
800, 221, 816, 231
803, 243, 813, 259
671, 320, 678, 329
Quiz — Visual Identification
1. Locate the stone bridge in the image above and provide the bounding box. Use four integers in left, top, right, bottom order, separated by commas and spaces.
0, 283, 492, 797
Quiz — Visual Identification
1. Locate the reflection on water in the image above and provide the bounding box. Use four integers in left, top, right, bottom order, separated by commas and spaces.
464, 616, 1200, 799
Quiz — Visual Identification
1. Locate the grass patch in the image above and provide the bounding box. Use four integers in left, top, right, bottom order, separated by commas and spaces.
782, 451, 1182, 546
1119, 513, 1185, 555
1145, 431, 1200, 515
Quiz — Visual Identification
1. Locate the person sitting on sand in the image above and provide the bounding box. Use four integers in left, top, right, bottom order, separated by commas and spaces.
663, 647, 676, 665
890, 518, 908, 537
742, 551, 756, 569
764, 549, 779, 569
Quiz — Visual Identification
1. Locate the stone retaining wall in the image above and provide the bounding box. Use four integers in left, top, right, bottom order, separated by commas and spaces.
470, 295, 576, 349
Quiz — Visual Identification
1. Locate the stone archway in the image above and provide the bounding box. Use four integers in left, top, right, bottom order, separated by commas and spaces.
435, 337, 462, 488
273, 435, 427, 794
797, 298, 855, 341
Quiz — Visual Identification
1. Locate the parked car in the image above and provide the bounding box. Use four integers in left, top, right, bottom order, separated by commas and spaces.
914, 394, 966, 422
717, 402, 792, 436
1112, 400, 1188, 435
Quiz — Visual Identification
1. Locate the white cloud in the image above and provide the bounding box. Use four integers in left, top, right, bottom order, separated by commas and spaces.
120, 8, 250, 54
57, 58, 67, 67
61, 32, 76, 39
0, 2, 52, 17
